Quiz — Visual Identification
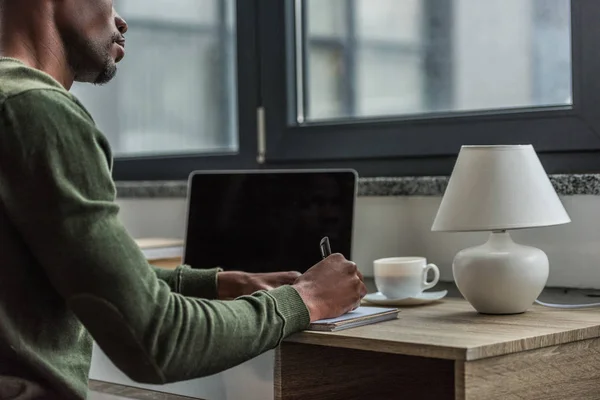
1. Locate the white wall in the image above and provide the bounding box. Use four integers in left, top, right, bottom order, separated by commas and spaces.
90, 344, 275, 400
116, 194, 600, 289
355, 195, 600, 289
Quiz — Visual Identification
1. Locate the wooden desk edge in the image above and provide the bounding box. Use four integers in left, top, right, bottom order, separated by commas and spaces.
89, 380, 203, 400
285, 333, 467, 361
286, 315, 600, 362
149, 258, 182, 270
464, 325, 600, 360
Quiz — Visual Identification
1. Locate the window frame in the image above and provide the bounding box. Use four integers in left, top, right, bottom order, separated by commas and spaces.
258, 0, 600, 176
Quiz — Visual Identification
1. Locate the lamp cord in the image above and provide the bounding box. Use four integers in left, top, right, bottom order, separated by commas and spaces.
535, 299, 600, 309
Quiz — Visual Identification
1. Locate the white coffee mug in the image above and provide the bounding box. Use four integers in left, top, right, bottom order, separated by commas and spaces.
373, 257, 440, 300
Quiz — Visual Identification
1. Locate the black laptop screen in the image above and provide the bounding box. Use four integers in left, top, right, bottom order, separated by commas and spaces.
184, 170, 356, 274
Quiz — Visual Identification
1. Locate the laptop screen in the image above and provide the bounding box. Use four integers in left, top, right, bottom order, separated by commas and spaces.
184, 170, 357, 274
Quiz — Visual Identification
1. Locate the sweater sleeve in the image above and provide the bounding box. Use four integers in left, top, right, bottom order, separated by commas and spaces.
152, 264, 222, 300
0, 89, 310, 383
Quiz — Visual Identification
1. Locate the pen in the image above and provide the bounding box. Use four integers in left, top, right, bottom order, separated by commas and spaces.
320, 236, 332, 259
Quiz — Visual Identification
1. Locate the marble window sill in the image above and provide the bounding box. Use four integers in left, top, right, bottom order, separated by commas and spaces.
115, 174, 600, 199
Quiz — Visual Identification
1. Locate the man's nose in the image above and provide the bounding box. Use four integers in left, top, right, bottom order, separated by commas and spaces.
114, 10, 128, 35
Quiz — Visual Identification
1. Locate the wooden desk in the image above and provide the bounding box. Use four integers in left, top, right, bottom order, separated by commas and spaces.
275, 299, 600, 400
149, 258, 181, 269
136, 237, 183, 270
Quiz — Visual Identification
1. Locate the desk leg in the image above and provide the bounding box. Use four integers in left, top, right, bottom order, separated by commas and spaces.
275, 343, 455, 400
456, 337, 600, 400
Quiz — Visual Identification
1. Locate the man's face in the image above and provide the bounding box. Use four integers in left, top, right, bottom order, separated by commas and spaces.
54, 0, 128, 85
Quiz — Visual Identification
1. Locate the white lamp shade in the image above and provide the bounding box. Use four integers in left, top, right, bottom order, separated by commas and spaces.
432, 145, 571, 232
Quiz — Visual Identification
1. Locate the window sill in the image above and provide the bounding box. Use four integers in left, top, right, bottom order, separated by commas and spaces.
114, 174, 600, 199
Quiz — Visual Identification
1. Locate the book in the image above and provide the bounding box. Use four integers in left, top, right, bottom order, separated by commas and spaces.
135, 238, 184, 249
308, 307, 400, 332
135, 238, 184, 261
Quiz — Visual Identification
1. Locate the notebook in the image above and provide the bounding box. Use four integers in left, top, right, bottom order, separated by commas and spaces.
308, 307, 400, 332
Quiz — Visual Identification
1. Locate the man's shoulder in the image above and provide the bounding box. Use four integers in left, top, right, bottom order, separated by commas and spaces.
0, 58, 92, 121
0, 58, 64, 98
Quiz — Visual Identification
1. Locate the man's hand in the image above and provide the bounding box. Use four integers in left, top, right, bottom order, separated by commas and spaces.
292, 254, 367, 322
217, 271, 301, 300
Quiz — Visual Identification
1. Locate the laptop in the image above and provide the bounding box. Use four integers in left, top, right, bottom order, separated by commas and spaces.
183, 169, 357, 274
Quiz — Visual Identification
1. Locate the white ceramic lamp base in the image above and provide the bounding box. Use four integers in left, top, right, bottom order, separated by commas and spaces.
453, 231, 549, 315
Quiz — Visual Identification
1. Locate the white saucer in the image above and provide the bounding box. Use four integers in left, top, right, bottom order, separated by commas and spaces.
362, 290, 448, 306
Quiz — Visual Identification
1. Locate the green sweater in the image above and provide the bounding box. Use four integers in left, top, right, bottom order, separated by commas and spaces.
0, 58, 310, 399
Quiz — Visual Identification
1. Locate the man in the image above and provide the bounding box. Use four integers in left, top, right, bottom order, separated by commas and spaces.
0, 1, 367, 399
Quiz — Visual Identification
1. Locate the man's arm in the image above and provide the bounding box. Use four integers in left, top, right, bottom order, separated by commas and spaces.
0, 89, 310, 384
150, 259, 302, 300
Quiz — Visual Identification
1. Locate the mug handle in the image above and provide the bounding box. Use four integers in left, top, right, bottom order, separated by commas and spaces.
422, 264, 440, 290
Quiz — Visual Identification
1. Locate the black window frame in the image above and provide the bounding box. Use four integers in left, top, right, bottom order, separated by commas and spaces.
113, 0, 600, 181
259, 0, 600, 176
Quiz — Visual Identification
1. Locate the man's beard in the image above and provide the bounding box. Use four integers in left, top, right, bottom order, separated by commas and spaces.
61, 31, 118, 85
92, 59, 117, 85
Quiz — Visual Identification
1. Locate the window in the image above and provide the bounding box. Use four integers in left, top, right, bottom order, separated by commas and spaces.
302, 0, 433, 121
71, 0, 600, 180
73, 0, 238, 157
261, 0, 600, 176
298, 0, 572, 122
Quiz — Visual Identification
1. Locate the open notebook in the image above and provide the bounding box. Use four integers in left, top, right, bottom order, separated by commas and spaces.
308, 307, 400, 332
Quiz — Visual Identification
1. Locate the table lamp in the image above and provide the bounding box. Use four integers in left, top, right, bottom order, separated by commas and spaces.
431, 145, 571, 314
